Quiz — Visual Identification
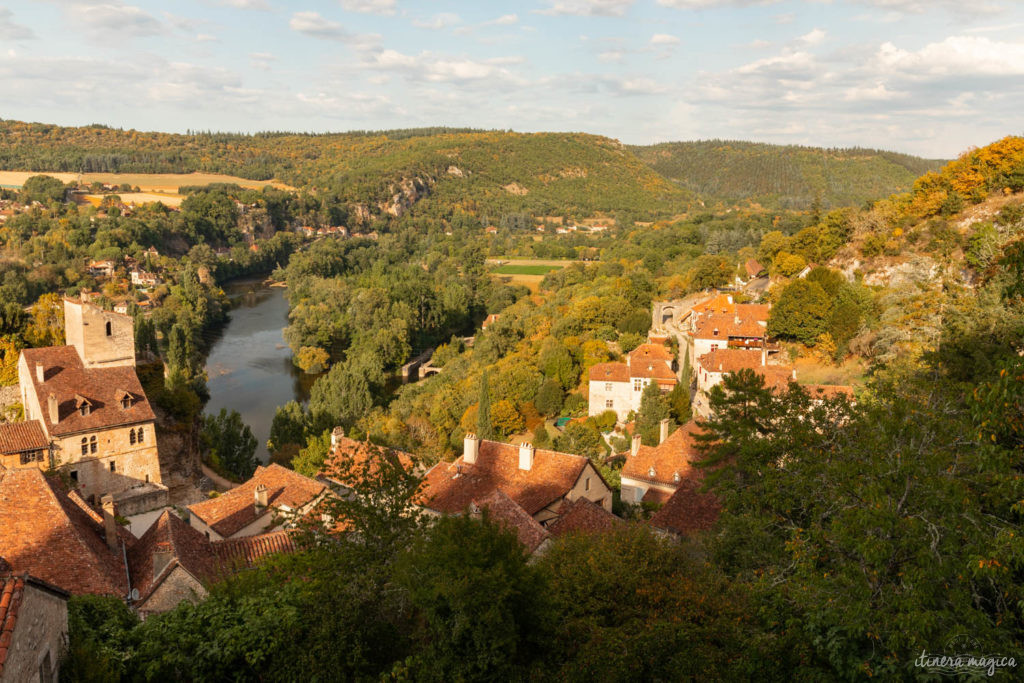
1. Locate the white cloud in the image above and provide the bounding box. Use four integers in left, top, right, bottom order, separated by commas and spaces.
599, 49, 625, 62
852, 0, 1003, 14
69, 3, 164, 39
0, 8, 35, 40
195, 33, 218, 42
875, 35, 1024, 76
413, 13, 461, 30
340, 0, 396, 15
650, 33, 680, 45
536, 0, 635, 17
842, 82, 905, 101
289, 11, 371, 44
657, 0, 777, 8
799, 28, 826, 45
359, 48, 525, 86
484, 14, 519, 26
216, 0, 271, 9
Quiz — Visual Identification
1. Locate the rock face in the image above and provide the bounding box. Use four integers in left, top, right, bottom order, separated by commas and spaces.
379, 176, 433, 218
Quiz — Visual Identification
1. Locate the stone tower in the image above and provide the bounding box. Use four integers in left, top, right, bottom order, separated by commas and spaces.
63, 296, 136, 368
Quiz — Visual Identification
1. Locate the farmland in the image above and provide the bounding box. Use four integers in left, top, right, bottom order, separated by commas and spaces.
0, 170, 292, 192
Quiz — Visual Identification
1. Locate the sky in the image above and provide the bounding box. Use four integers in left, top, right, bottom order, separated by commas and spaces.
0, 0, 1022, 158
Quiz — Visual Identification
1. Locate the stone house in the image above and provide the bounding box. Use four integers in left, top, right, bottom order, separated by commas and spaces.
620, 419, 707, 505
15, 298, 164, 511
0, 564, 69, 683
587, 343, 677, 422
421, 434, 613, 526
187, 464, 328, 541
130, 269, 162, 288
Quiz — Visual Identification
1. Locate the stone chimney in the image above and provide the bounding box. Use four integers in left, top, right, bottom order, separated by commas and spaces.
463, 433, 479, 465
631, 434, 642, 457
330, 427, 345, 448
36, 363, 44, 383
792, 369, 797, 380
726, 295, 733, 304
518, 442, 535, 471
47, 393, 59, 425
254, 484, 269, 508
761, 346, 767, 367
101, 495, 118, 552
659, 418, 670, 445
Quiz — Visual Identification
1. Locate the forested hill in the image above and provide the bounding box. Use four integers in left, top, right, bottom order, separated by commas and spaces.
0, 120, 688, 221
629, 139, 945, 211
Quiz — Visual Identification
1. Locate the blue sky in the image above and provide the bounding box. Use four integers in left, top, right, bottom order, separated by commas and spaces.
0, 0, 1022, 157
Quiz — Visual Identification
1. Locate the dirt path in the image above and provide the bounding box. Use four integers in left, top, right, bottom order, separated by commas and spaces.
201, 464, 238, 492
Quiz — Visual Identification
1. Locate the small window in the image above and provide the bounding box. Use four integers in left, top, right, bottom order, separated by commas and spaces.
145, 474, 150, 483
105, 321, 112, 336
79, 404, 89, 417
70, 470, 78, 482
633, 378, 643, 392
109, 461, 116, 473
81, 437, 88, 456
605, 399, 613, 409
129, 429, 136, 445
137, 427, 144, 443
89, 435, 97, 454
20, 450, 43, 465
121, 396, 132, 409
710, 344, 718, 352
604, 382, 612, 392
585, 477, 591, 492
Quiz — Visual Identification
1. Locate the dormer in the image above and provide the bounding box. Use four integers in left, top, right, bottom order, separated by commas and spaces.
116, 390, 134, 410
74, 394, 93, 417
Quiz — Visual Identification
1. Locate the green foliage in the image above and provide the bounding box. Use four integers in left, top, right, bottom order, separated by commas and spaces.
20, 174, 67, 204
636, 380, 671, 446
667, 380, 691, 424
308, 360, 373, 432
61, 595, 139, 682
767, 279, 831, 344
552, 422, 604, 459
617, 331, 645, 353
201, 408, 258, 480
534, 377, 564, 416
476, 371, 493, 439
267, 400, 309, 455
490, 398, 525, 437
291, 429, 331, 478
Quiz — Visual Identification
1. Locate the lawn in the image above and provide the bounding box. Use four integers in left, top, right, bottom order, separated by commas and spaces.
492, 264, 563, 275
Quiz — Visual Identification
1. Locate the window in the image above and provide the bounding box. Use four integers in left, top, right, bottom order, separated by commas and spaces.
129, 429, 136, 445
604, 383, 612, 392
633, 378, 643, 392
605, 399, 613, 409
70, 470, 78, 482
710, 343, 719, 352
20, 450, 43, 465
137, 427, 144, 443
121, 396, 132, 409
89, 435, 97, 454
79, 404, 89, 417
81, 437, 88, 456
109, 461, 116, 472
105, 321, 112, 336
145, 474, 150, 483
585, 477, 591, 492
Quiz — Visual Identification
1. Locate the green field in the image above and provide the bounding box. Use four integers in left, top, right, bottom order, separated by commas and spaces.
492, 264, 563, 275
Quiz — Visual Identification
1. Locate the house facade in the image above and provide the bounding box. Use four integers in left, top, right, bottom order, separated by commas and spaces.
588, 343, 677, 422
620, 419, 705, 505
0, 568, 69, 683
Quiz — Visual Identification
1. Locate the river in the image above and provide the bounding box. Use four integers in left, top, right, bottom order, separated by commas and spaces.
202, 279, 317, 464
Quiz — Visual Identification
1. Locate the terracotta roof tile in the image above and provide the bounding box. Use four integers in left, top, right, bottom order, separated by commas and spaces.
691, 314, 767, 341
691, 294, 737, 316
128, 510, 221, 604
0, 573, 25, 676
422, 440, 589, 516
588, 362, 629, 383
320, 435, 416, 489
736, 303, 771, 320
628, 343, 674, 365
622, 421, 704, 488
697, 351, 795, 391
649, 473, 721, 537
0, 421, 48, 455
745, 259, 765, 278
20, 346, 155, 437
187, 464, 326, 538
472, 490, 549, 553
212, 530, 296, 567
547, 497, 622, 537
0, 468, 132, 595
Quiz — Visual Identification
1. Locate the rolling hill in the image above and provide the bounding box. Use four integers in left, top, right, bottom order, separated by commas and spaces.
629, 139, 945, 211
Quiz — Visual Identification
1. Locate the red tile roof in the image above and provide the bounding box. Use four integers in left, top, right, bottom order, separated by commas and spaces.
649, 473, 721, 537
0, 421, 48, 455
691, 314, 767, 341
547, 497, 622, 537
622, 421, 704, 488
697, 349, 768, 374
473, 490, 549, 553
128, 510, 221, 604
21, 346, 155, 437
628, 343, 673, 366
736, 303, 771, 321
212, 530, 296, 567
320, 435, 416, 489
0, 573, 25, 676
0, 468, 133, 595
691, 294, 736, 316
745, 259, 765, 278
628, 361, 677, 384
187, 464, 326, 538
422, 440, 591, 516
588, 362, 629, 383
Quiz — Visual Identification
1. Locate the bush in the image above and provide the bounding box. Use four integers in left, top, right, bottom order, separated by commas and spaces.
535, 378, 564, 416
767, 279, 831, 345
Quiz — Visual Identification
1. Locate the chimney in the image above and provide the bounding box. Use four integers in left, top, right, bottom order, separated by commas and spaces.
36, 363, 44, 383
330, 427, 345, 448
101, 495, 118, 552
47, 393, 59, 425
792, 369, 797, 380
631, 434, 642, 457
726, 295, 733, 304
463, 433, 479, 465
659, 418, 670, 444
518, 442, 535, 471
254, 484, 269, 508
761, 346, 767, 367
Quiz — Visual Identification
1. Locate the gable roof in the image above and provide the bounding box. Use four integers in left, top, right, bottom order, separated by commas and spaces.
422, 440, 590, 516
628, 343, 673, 366
745, 259, 765, 278
212, 530, 296, 568
472, 489, 550, 554
128, 510, 221, 605
0, 421, 48, 456
622, 421, 704, 488
319, 434, 416, 489
20, 346, 155, 436
547, 497, 622, 537
0, 468, 134, 595
187, 464, 327, 538
0, 573, 64, 678
588, 361, 629, 383
697, 350, 795, 391
691, 313, 767, 341
649, 473, 721, 537
691, 293, 737, 316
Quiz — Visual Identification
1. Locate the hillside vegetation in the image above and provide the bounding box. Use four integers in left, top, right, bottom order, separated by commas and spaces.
0, 120, 688, 221
629, 139, 944, 210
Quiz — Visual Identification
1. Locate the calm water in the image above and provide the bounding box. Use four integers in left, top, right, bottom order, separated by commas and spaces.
203, 280, 316, 463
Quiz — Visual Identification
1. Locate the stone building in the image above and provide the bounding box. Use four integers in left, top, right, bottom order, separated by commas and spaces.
0, 563, 69, 683
587, 343, 678, 422
12, 298, 164, 511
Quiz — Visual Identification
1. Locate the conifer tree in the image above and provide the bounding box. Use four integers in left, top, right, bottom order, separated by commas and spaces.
476, 371, 493, 439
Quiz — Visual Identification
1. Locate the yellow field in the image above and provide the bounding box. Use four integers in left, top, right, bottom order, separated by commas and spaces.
80, 192, 185, 208
0, 170, 292, 192
486, 258, 575, 267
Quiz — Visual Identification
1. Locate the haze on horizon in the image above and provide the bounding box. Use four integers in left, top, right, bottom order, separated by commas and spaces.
1, 0, 1022, 159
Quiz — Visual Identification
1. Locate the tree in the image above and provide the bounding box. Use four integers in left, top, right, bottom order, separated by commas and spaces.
201, 408, 258, 480
491, 399, 525, 437
0, 335, 23, 386
20, 175, 66, 204
767, 279, 831, 344
667, 380, 691, 424
476, 371, 493, 439
535, 378, 564, 416
309, 360, 373, 431
636, 380, 670, 446
133, 315, 157, 356
268, 400, 309, 455
296, 346, 330, 374
552, 422, 603, 459
24, 293, 64, 348
292, 429, 331, 478
538, 338, 577, 390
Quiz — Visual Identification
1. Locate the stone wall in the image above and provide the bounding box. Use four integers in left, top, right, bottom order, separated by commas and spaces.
63, 299, 135, 369
52, 423, 162, 501
137, 565, 207, 619
0, 582, 67, 683
0, 385, 19, 422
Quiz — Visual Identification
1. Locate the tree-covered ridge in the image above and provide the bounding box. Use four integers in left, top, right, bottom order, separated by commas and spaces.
0, 120, 689, 221
629, 139, 945, 210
